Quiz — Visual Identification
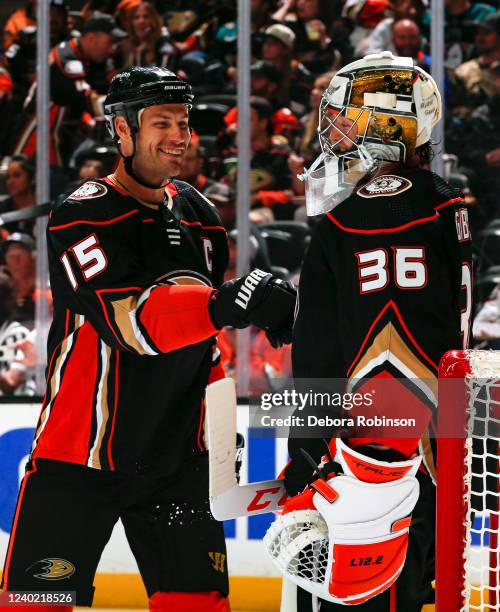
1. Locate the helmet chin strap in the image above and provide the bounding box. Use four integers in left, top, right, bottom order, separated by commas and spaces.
123, 153, 169, 190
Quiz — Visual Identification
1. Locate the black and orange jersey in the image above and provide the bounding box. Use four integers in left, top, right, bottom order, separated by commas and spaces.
14, 38, 108, 167
32, 177, 228, 475
288, 167, 472, 486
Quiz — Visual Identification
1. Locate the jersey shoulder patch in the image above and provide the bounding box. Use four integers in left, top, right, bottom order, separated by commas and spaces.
357, 174, 412, 198
50, 179, 135, 228
68, 181, 108, 201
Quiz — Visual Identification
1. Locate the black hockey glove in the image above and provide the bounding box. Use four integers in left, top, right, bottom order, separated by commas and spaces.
209, 269, 296, 344
262, 279, 296, 348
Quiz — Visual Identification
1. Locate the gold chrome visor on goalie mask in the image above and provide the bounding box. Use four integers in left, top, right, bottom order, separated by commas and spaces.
300, 61, 426, 217
320, 68, 418, 160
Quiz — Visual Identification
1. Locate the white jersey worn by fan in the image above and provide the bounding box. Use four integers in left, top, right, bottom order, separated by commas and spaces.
0, 320, 30, 395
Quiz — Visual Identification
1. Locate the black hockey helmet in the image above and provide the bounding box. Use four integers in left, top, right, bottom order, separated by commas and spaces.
103, 66, 193, 188
104, 66, 194, 142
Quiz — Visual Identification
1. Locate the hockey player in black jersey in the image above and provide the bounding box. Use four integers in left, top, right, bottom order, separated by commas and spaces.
264, 52, 472, 611
0, 67, 296, 612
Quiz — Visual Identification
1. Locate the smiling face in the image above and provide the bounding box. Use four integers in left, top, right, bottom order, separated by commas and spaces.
130, 103, 191, 182
131, 2, 156, 41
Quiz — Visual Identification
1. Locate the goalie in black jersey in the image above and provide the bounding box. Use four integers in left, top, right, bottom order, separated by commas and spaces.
264, 52, 472, 611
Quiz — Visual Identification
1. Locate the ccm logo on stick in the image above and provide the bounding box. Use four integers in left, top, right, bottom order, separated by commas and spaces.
235, 269, 268, 309
247, 486, 288, 512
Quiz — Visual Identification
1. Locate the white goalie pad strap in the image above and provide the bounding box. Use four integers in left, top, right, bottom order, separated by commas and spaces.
332, 438, 421, 483
264, 474, 419, 605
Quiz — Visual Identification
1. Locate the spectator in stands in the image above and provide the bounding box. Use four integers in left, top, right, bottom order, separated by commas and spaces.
0, 156, 36, 237
2, 233, 36, 328
391, 18, 430, 70
2, 1, 69, 139
344, 0, 388, 32
250, 60, 283, 110
252, 0, 277, 34
121, 1, 176, 68
260, 23, 313, 113
455, 12, 500, 109
49, 0, 70, 46
272, 107, 303, 152
3, 0, 36, 49
2, 27, 38, 152
273, 0, 349, 74
363, 0, 426, 56
63, 145, 118, 193
204, 182, 240, 229
3, 1, 69, 50
11, 12, 127, 170
452, 60, 500, 228
164, 8, 217, 61
76, 145, 117, 180
439, 0, 497, 73
177, 131, 215, 194
220, 97, 304, 220
299, 71, 335, 162
0, 274, 30, 396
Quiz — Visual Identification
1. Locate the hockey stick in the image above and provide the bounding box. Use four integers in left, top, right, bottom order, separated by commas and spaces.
205, 378, 287, 520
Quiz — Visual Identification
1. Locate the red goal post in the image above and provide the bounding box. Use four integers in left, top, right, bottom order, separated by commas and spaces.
437, 350, 500, 611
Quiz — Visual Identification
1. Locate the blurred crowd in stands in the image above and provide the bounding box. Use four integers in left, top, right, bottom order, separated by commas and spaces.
0, 0, 500, 395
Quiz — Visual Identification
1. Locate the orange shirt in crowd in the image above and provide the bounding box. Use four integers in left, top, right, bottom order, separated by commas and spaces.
3, 9, 36, 49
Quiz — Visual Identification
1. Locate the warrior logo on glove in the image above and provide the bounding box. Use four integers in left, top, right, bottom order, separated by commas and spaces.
235, 269, 269, 309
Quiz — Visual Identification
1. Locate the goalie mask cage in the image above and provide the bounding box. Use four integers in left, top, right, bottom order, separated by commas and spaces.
437, 350, 500, 611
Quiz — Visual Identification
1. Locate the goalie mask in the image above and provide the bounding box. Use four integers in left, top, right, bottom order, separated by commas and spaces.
264, 440, 421, 605
300, 51, 442, 216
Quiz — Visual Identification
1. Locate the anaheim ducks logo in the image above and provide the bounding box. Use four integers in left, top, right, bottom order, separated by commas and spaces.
250, 168, 273, 191
69, 181, 108, 200
28, 558, 76, 580
357, 175, 412, 199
